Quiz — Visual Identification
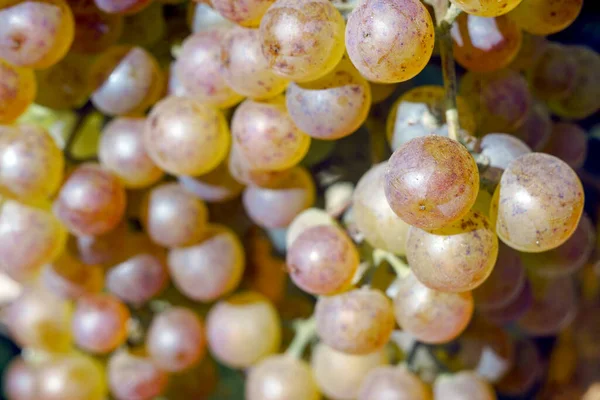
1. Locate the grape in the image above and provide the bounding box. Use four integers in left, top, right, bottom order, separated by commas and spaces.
175, 28, 243, 108
370, 82, 398, 104
188, 2, 234, 34
450, 0, 523, 17
315, 288, 395, 355
0, 200, 66, 282
311, 343, 387, 400
43, 252, 104, 300
0, 124, 63, 201
451, 14, 522, 73
90, 46, 163, 116
163, 358, 218, 399
346, 0, 434, 83
212, 0, 275, 27
108, 349, 169, 400
358, 365, 431, 400
0, 0, 74, 68
287, 225, 359, 295
478, 133, 531, 183
286, 56, 371, 140
385, 135, 479, 230
179, 162, 244, 203
220, 26, 288, 100
511, 101, 552, 151
228, 142, 293, 188
508, 0, 583, 35
144, 96, 230, 176
0, 60, 36, 124
75, 222, 128, 266
508, 32, 548, 71
232, 96, 310, 171
529, 44, 578, 101
473, 242, 525, 310
37, 354, 106, 400
3, 287, 72, 351
70, 0, 123, 54
259, 0, 345, 82
481, 279, 533, 325
386, 86, 476, 150
3, 357, 37, 400
433, 371, 496, 400
393, 271, 473, 343
206, 292, 281, 368
119, 2, 165, 47
142, 182, 209, 248
147, 307, 206, 372
168, 224, 245, 302
94, 0, 151, 14
245, 355, 321, 400
543, 122, 588, 169
99, 117, 164, 188
495, 153, 584, 252
243, 166, 315, 229
286, 208, 337, 248
54, 163, 126, 236
496, 339, 542, 396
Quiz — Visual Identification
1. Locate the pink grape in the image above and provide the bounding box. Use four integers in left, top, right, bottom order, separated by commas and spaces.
70, 0, 123, 54
481, 279, 533, 325
43, 251, 104, 300
179, 161, 244, 203
108, 349, 170, 400
543, 122, 588, 169
358, 366, 431, 400
511, 101, 552, 151
212, 0, 275, 27
3, 357, 37, 400
228, 142, 293, 188
528, 44, 578, 101
433, 371, 496, 400
496, 339, 543, 396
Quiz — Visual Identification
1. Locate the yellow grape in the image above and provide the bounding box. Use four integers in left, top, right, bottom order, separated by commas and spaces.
450, 0, 523, 17
212, 0, 275, 27
35, 52, 92, 110
0, 59, 36, 123
370, 82, 398, 104
42, 251, 104, 300
179, 161, 244, 203
70, 0, 123, 54
228, 142, 293, 188
259, 0, 345, 82
108, 349, 169, 400
433, 371, 496, 400
508, 32, 548, 71
508, 0, 583, 35
528, 44, 578, 101
286, 208, 337, 248
358, 366, 431, 400
543, 122, 588, 169
37, 353, 107, 400
119, 2, 165, 47
15, 104, 77, 148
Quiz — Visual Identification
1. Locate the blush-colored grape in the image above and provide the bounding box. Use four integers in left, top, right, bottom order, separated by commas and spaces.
479, 133, 531, 184
162, 358, 218, 399
43, 252, 104, 300
496, 339, 542, 396
481, 279, 533, 325
75, 222, 128, 266
529, 45, 577, 102
511, 101, 552, 151
543, 122, 588, 169
108, 349, 169, 400
70, 0, 123, 54
3, 357, 37, 400
37, 354, 106, 400
508, 0, 583, 35
433, 371, 496, 400
508, 32, 548, 71
179, 162, 244, 203
358, 366, 431, 400
34, 52, 92, 109
286, 208, 337, 249
94, 0, 151, 14
212, 0, 275, 27
228, 142, 293, 188
0, 60, 36, 124
450, 0, 523, 17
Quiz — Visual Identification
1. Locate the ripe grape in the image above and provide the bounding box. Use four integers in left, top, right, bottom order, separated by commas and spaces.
508, 0, 583, 35
245, 355, 320, 400
0, 124, 63, 201
358, 365, 431, 400
168, 224, 245, 302
450, 0, 523, 17
529, 44, 578, 101
0, 60, 36, 124
346, 0, 434, 83
286, 208, 337, 248
496, 339, 542, 396
243, 166, 315, 229
479, 133, 531, 183
206, 292, 281, 368
188, 2, 234, 34
70, 0, 123, 54
34, 53, 92, 110
481, 279, 533, 325
286, 56, 371, 140
311, 343, 387, 400
179, 162, 244, 203
385, 135, 479, 230
370, 82, 398, 104
508, 32, 548, 71
316, 288, 395, 355
43, 252, 104, 300
162, 358, 218, 399
90, 46, 163, 116
94, 0, 151, 14
259, 0, 345, 82
0, 0, 74, 68
495, 153, 584, 252
37, 354, 106, 400
511, 101, 552, 151
142, 183, 209, 248
228, 142, 293, 188
3, 357, 36, 400
99, 117, 164, 188
543, 122, 588, 169
54, 163, 126, 236
108, 349, 169, 400
433, 371, 496, 400
144, 96, 230, 176
212, 0, 275, 27
75, 222, 128, 266
147, 307, 206, 372
451, 14, 522, 73
232, 96, 310, 171
393, 271, 474, 343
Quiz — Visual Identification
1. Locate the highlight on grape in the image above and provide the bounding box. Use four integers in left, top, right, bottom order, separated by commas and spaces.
0, 0, 598, 399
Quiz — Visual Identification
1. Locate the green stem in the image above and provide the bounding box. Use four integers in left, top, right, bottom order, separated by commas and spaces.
372, 249, 410, 278
285, 316, 317, 359
64, 101, 95, 163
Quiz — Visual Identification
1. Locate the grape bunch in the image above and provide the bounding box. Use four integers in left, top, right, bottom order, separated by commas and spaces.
0, 0, 598, 399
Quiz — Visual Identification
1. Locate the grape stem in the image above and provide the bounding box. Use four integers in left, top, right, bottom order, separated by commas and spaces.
64, 101, 97, 163
372, 249, 410, 278
285, 316, 317, 359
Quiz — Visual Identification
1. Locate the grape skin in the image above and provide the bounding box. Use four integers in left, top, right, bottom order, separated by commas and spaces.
179, 161, 244, 203
511, 101, 552, 151
0, 60, 36, 124
433, 371, 496, 400
70, 0, 124, 54
94, 0, 151, 14
481, 279, 533, 325
496, 339, 543, 396
37, 354, 107, 400
212, 0, 275, 27
286, 208, 337, 248
450, 0, 523, 17
43, 252, 104, 300
108, 349, 170, 400
508, 0, 583, 35
358, 366, 431, 400
228, 142, 293, 188
543, 122, 588, 170
508, 32, 548, 71
528, 44, 578, 101
3, 357, 37, 400
479, 133, 531, 184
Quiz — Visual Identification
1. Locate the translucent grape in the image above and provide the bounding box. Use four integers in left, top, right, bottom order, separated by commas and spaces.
168, 224, 245, 302
346, 0, 435, 83
529, 44, 578, 101
206, 292, 281, 368
451, 14, 522, 73
496, 339, 542, 396
511, 101, 552, 151
99, 117, 164, 188
0, 124, 63, 201
316, 288, 395, 355
358, 365, 431, 400
43, 252, 104, 300
75, 222, 128, 266
259, 0, 345, 82
232, 96, 310, 171
481, 279, 532, 325
144, 96, 230, 176
243, 166, 315, 229
108, 349, 169, 400
147, 307, 206, 372
175, 28, 243, 108
286, 208, 337, 249
370, 82, 398, 104
37, 354, 106, 400
386, 86, 476, 150
0, 60, 36, 124
495, 153, 584, 252
393, 271, 473, 343
220, 26, 288, 100
311, 343, 387, 400
0, 200, 66, 282
543, 122, 588, 169
385, 135, 479, 230
0, 0, 74, 68
479, 133, 531, 183
450, 0, 523, 17
179, 162, 244, 203
3, 357, 36, 400
212, 0, 275, 27
286, 56, 371, 140
70, 0, 123, 54
94, 0, 151, 14
89, 46, 163, 116
508, 0, 583, 35
508, 32, 548, 71
228, 142, 293, 188
54, 163, 126, 236
188, 2, 234, 34
142, 183, 209, 248
246, 355, 321, 400
433, 371, 496, 400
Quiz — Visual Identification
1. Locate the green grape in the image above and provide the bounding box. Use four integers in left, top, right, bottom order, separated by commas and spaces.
358, 366, 431, 400
286, 208, 337, 248
179, 161, 244, 203
346, 0, 434, 83
43, 251, 104, 300
450, 0, 523, 17
212, 0, 275, 27
286, 56, 371, 140
496, 339, 542, 396
37, 353, 107, 400
259, 0, 345, 82
528, 44, 578, 101
70, 0, 123, 54
495, 153, 584, 252
35, 52, 92, 110
433, 371, 496, 400
108, 349, 169, 400
508, 0, 583, 35
0, 59, 36, 124
543, 122, 588, 169
511, 101, 551, 151
385, 135, 479, 230
508, 32, 548, 71
119, 2, 165, 47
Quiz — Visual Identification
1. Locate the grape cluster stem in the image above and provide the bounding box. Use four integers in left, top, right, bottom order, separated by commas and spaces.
285, 316, 317, 359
